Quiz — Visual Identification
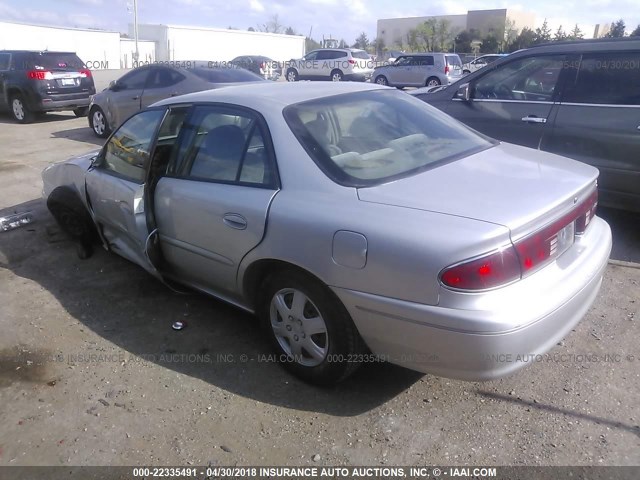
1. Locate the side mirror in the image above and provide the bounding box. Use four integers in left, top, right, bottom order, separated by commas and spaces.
109, 80, 121, 91
454, 83, 471, 101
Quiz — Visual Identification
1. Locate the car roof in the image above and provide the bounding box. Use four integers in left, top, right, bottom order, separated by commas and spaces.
516, 37, 640, 54
153, 81, 387, 110
399, 52, 455, 56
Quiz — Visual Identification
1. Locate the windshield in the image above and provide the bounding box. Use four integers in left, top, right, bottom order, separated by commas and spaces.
284, 89, 493, 186
192, 67, 265, 83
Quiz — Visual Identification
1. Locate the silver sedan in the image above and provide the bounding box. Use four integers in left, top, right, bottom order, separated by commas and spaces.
88, 63, 265, 138
42, 82, 611, 385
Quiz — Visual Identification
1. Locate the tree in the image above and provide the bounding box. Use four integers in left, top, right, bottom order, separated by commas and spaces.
372, 37, 385, 57
605, 19, 626, 37
305, 37, 321, 52
568, 24, 584, 40
247, 27, 255, 32
352, 32, 369, 50
480, 35, 499, 53
259, 14, 284, 34
284, 26, 297, 35
508, 27, 536, 51
533, 19, 552, 44
631, 25, 640, 37
503, 17, 519, 51
435, 19, 452, 52
339, 39, 348, 48
554, 25, 567, 41
454, 30, 474, 52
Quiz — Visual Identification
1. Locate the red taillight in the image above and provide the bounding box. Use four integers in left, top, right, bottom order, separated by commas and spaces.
259, 62, 265, 70
441, 247, 521, 290
441, 187, 598, 291
348, 59, 356, 65
80, 69, 92, 78
27, 70, 51, 80
444, 65, 450, 74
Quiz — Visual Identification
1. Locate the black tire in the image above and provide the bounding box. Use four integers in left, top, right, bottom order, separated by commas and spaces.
258, 269, 366, 385
374, 75, 388, 86
73, 107, 89, 117
426, 76, 441, 87
330, 69, 344, 82
89, 106, 110, 138
9, 94, 34, 124
463, 70, 471, 75
47, 188, 98, 257
286, 68, 299, 82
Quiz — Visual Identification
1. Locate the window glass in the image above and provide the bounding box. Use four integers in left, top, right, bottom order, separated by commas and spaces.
31, 52, 85, 70
102, 109, 165, 182
191, 67, 264, 83
351, 50, 371, 60
563, 53, 640, 105
147, 67, 184, 88
118, 68, 150, 89
474, 55, 565, 102
284, 89, 493, 186
315, 51, 329, 61
395, 56, 411, 66
304, 51, 319, 61
182, 107, 272, 185
150, 107, 190, 179
0, 53, 10, 70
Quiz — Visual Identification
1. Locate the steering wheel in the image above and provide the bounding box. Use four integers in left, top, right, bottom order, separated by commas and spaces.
491, 84, 514, 100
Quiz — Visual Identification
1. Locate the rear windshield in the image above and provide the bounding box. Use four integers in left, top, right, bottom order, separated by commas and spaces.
445, 55, 462, 67
283, 89, 493, 187
351, 50, 371, 60
30, 52, 85, 70
192, 67, 265, 83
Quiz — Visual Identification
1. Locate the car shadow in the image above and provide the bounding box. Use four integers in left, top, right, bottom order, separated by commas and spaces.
597, 207, 640, 264
51, 126, 105, 147
0, 199, 423, 416
475, 390, 640, 438
0, 112, 77, 124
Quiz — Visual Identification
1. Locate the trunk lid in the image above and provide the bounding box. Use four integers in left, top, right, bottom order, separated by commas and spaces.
357, 142, 599, 239
29, 52, 94, 95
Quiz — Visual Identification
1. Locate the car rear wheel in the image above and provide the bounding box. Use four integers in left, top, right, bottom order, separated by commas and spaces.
73, 107, 89, 117
10, 95, 34, 124
258, 269, 366, 385
90, 106, 110, 138
286, 68, 299, 82
374, 75, 388, 86
426, 76, 441, 87
330, 70, 344, 82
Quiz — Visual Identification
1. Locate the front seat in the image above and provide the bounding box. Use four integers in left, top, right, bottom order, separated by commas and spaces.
190, 124, 246, 180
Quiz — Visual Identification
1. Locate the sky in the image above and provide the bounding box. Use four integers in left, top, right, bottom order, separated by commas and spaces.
1, 0, 638, 43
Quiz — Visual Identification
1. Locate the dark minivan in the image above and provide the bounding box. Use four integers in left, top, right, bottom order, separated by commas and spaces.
411, 38, 640, 212
0, 50, 96, 123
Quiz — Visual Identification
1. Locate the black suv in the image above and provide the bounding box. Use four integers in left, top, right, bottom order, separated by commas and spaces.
0, 50, 96, 123
412, 38, 640, 213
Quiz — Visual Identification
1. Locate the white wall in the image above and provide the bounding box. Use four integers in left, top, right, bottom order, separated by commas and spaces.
0, 21, 120, 69
119, 39, 156, 68
134, 24, 305, 62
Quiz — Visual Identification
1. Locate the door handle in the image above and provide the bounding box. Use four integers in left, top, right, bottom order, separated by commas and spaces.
521, 116, 547, 124
223, 213, 247, 230
132, 95, 140, 100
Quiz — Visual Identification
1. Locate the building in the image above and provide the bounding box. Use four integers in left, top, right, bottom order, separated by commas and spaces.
133, 24, 306, 62
377, 8, 536, 49
0, 20, 155, 69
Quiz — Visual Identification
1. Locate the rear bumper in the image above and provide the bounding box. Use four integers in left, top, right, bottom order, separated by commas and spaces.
332, 216, 612, 381
346, 71, 373, 82
27, 90, 94, 112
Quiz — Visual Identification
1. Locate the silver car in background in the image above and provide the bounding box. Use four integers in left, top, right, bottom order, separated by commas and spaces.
43, 82, 611, 385
373, 53, 463, 88
88, 63, 265, 137
462, 54, 508, 74
285, 48, 374, 82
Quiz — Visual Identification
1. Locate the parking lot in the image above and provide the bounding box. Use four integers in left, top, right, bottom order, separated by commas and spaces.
0, 112, 639, 467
